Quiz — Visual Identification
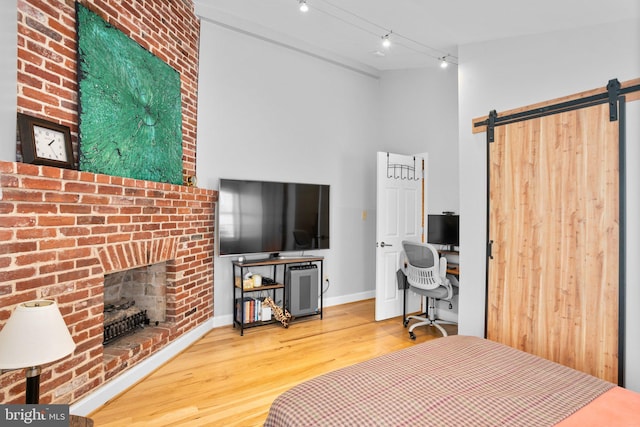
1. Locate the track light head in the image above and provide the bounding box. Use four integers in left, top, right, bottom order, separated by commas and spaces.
299, 0, 309, 12
381, 32, 392, 49
440, 56, 449, 68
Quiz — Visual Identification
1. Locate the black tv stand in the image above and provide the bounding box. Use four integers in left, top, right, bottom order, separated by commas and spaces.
231, 256, 324, 336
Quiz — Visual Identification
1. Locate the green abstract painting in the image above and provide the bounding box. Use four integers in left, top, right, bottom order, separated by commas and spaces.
76, 3, 183, 184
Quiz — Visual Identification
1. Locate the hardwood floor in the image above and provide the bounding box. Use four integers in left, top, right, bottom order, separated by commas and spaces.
89, 299, 456, 426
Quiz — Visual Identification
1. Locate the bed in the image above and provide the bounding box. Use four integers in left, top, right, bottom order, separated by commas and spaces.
264, 335, 640, 426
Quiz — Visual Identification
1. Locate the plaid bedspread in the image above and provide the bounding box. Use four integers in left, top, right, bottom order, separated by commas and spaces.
264, 335, 615, 427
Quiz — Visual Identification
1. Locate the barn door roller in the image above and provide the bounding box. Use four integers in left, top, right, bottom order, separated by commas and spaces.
607, 78, 621, 121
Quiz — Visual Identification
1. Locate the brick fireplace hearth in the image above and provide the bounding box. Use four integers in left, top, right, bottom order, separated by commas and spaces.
0, 160, 216, 404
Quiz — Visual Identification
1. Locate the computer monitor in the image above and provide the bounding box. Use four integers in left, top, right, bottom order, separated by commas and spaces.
427, 214, 459, 251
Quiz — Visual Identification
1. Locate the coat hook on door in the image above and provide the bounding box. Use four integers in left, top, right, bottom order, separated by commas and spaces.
386, 153, 421, 181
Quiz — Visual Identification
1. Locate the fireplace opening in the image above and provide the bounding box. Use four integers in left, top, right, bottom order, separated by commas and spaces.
103, 302, 151, 344
103, 262, 168, 345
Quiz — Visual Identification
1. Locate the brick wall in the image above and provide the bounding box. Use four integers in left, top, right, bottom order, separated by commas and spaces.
1, 0, 215, 405
17, 0, 200, 179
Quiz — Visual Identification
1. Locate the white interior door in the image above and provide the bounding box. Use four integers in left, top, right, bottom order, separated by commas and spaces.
375, 152, 425, 321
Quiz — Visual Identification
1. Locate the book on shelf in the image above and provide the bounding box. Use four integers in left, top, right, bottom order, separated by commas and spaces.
235, 297, 273, 324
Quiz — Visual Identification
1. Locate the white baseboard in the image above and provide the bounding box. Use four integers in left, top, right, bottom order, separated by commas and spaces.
324, 290, 375, 307
70, 319, 214, 416
436, 309, 459, 323
213, 313, 234, 328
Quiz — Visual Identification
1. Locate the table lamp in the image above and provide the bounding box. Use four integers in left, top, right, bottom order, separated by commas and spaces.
0, 300, 76, 404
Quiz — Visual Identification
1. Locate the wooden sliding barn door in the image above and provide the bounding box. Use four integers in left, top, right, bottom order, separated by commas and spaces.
486, 102, 620, 383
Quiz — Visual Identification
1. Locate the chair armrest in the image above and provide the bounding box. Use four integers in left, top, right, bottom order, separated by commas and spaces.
439, 256, 448, 277
438, 257, 454, 299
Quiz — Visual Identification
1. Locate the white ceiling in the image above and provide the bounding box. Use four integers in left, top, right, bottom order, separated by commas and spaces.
194, 0, 639, 71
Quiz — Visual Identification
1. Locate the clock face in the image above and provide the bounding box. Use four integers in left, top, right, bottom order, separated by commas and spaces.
33, 125, 68, 162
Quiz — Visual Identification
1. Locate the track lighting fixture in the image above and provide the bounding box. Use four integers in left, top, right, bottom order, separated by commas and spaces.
381, 31, 392, 49
292, 1, 458, 66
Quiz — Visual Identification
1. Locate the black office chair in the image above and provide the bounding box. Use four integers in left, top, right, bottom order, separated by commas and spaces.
402, 241, 457, 339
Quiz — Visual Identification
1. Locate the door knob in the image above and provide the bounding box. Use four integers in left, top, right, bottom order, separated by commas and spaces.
380, 242, 393, 247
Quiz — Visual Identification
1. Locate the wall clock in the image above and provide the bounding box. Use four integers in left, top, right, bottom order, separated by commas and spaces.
17, 113, 74, 169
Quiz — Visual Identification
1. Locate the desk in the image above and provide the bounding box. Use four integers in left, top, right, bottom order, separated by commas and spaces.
447, 264, 459, 275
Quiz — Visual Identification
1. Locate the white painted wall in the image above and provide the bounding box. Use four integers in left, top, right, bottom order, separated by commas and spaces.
458, 19, 640, 389
379, 68, 459, 215
197, 18, 382, 325
196, 16, 459, 325
0, 0, 17, 162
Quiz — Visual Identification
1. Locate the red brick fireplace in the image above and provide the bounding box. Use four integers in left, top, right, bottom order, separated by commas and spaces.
0, 161, 216, 404
1, 0, 214, 405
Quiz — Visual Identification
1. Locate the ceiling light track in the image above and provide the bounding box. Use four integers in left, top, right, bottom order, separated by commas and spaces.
299, 0, 458, 67
312, 5, 381, 38
381, 31, 392, 49
318, 0, 390, 33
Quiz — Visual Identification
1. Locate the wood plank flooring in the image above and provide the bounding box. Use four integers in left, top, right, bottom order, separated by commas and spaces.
89, 299, 456, 426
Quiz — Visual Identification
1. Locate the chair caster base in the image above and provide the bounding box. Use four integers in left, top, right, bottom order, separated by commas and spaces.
403, 319, 409, 327
409, 332, 416, 340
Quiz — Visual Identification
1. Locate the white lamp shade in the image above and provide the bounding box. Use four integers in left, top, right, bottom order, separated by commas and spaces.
0, 300, 76, 369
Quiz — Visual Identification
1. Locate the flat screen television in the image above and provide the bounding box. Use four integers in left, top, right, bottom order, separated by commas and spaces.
427, 214, 459, 250
218, 179, 330, 256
